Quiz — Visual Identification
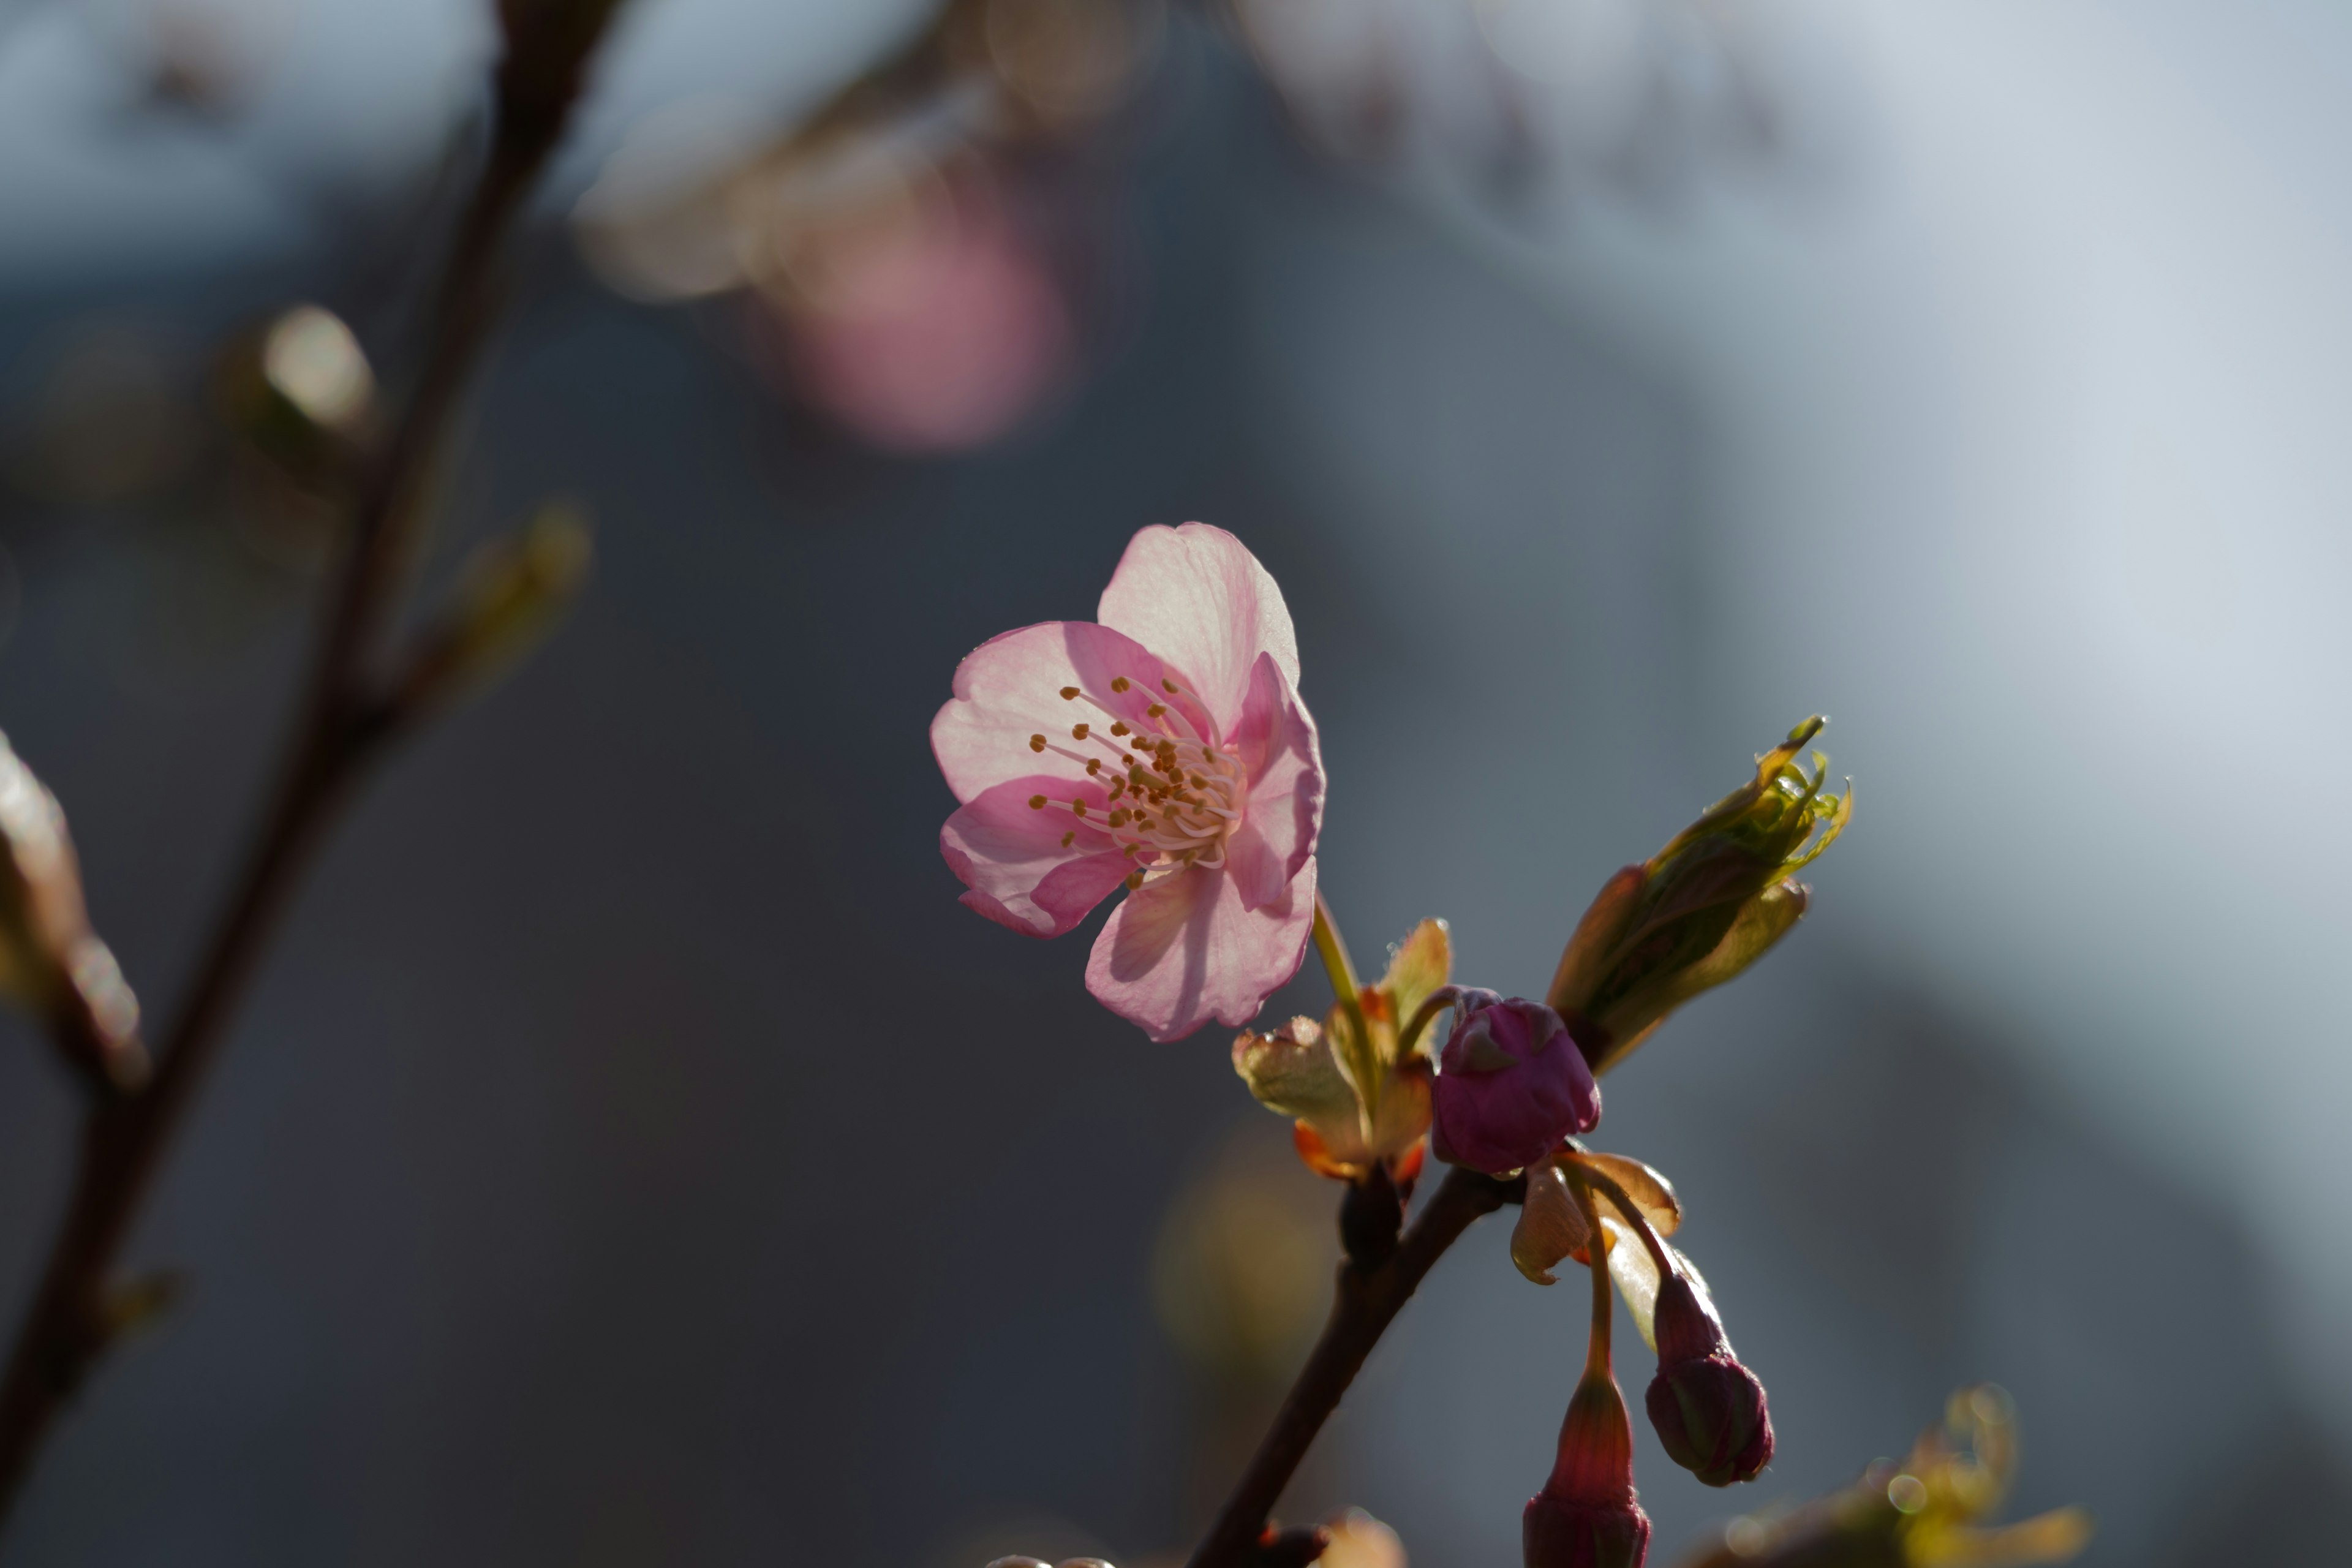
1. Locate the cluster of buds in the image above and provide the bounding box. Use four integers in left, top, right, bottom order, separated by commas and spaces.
940, 568, 1855, 1568
1512, 1149, 1774, 1567
1239, 721, 1842, 1567
1678, 1387, 2092, 1568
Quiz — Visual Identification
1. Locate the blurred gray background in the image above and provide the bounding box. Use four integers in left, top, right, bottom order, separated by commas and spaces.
0, 1, 2347, 1564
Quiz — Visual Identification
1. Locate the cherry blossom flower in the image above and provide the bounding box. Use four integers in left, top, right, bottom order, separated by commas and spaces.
932, 523, 1324, 1041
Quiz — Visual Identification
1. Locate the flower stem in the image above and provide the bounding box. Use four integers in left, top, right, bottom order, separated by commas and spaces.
1569, 1160, 1676, 1279
1183, 1166, 1515, 1568
0, 7, 624, 1529
1394, 985, 1464, 1063
1310, 892, 1365, 1019
1574, 1176, 1612, 1374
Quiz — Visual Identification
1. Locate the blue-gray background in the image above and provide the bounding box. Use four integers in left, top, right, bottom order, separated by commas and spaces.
0, 2, 2346, 1564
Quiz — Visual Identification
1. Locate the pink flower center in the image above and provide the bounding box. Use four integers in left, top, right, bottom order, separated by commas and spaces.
1025, 669, 1248, 889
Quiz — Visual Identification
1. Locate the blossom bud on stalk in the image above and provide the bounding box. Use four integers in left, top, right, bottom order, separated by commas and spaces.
1431, 994, 1600, 1175
1645, 1270, 1774, 1487
1525, 1367, 1651, 1568
393, 505, 594, 717
0, 733, 145, 1090
1548, 718, 1850, 1075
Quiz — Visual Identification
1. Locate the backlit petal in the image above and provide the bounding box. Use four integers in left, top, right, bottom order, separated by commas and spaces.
1085, 856, 1316, 1042
941, 775, 1127, 937
1222, 653, 1323, 910
1096, 523, 1300, 737
931, 620, 1175, 805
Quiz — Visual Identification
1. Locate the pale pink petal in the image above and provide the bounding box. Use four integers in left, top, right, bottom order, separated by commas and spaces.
1084, 856, 1318, 1041
932, 620, 1177, 805
1222, 652, 1324, 911
941, 776, 1130, 937
1095, 524, 1300, 738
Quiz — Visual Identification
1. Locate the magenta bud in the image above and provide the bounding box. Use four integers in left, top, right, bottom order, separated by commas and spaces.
1522, 1493, 1651, 1568
1431, 996, 1601, 1175
1644, 1273, 1774, 1487
1525, 1368, 1651, 1568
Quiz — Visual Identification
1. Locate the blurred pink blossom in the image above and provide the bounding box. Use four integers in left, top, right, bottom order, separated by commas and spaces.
776, 176, 1072, 453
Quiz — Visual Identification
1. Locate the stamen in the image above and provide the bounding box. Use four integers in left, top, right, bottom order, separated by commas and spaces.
1060, 687, 1080, 701
1061, 831, 1076, 847
1072, 723, 1090, 741
1072, 801, 1088, 818
1163, 679, 1178, 694
1086, 759, 1102, 775
1109, 810, 1130, 827
1028, 794, 1046, 810
1029, 734, 1046, 753
1147, 704, 1166, 718
1110, 722, 1129, 737
1126, 870, 1144, 889
1111, 677, 1131, 693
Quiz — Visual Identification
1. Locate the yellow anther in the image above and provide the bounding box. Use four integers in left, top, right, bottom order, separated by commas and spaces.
1109, 810, 1130, 827
1189, 774, 1207, 788
1059, 686, 1080, 700
1125, 870, 1145, 890
1061, 831, 1076, 848
1109, 722, 1129, 736
1072, 723, 1090, 741
1028, 794, 1047, 810
1147, 704, 1166, 718
1110, 676, 1131, 693
1029, 734, 1046, 753
1072, 801, 1088, 818
1162, 679, 1178, 694
1086, 759, 1102, 775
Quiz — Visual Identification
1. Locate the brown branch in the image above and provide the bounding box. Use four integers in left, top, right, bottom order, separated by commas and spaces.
1185, 1166, 1516, 1568
0, 1, 625, 1529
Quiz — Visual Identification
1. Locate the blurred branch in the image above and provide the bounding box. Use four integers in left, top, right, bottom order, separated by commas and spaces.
1185, 1165, 1516, 1568
0, 0, 628, 1529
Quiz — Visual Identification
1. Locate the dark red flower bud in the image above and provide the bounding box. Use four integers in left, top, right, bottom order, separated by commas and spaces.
1525, 1368, 1651, 1568
1431, 995, 1600, 1175
1644, 1273, 1773, 1487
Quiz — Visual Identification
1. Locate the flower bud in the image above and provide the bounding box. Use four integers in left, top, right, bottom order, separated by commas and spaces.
1431, 995, 1599, 1175
1548, 718, 1849, 1075
391, 506, 594, 718
1525, 1368, 1651, 1568
0, 734, 145, 1090
1645, 1272, 1773, 1487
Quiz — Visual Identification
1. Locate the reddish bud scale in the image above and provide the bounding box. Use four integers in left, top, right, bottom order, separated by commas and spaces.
1644, 1274, 1774, 1487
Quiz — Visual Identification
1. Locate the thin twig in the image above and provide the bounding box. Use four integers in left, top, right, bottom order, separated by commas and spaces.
0, 2, 624, 1529
1185, 1166, 1515, 1568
